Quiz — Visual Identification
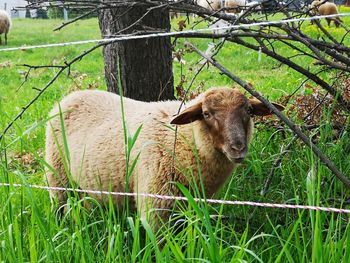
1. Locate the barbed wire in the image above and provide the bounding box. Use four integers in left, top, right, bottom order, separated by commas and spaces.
1, 182, 350, 214
0, 13, 349, 53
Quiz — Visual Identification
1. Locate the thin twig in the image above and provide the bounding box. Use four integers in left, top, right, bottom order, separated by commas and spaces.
54, 7, 100, 31
0, 43, 104, 143
261, 135, 297, 196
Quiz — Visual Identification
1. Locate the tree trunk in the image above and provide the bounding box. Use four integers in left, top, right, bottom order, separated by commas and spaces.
98, 1, 174, 102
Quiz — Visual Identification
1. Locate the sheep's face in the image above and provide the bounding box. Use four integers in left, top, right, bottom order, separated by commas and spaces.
310, 0, 321, 14
171, 88, 284, 163
199, 89, 253, 162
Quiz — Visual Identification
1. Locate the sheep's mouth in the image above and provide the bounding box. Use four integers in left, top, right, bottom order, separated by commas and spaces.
233, 157, 245, 163
222, 150, 246, 163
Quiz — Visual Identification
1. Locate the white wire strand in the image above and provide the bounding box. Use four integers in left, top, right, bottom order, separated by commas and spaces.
1, 182, 350, 213
0, 13, 349, 53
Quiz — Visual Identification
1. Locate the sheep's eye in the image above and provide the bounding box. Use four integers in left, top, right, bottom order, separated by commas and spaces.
247, 106, 254, 116
203, 111, 210, 118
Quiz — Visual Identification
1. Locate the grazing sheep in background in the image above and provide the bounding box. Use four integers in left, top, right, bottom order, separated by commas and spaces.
170, 10, 179, 19
196, 0, 222, 11
169, 0, 180, 19
45, 87, 283, 230
246, 1, 262, 15
310, 1, 342, 27
225, 0, 247, 14
0, 10, 11, 45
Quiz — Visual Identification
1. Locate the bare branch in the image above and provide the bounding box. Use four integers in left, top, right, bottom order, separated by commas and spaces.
54, 7, 100, 31
0, 43, 105, 143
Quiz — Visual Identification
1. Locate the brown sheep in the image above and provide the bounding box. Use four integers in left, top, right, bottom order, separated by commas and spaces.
45, 87, 283, 230
310, 1, 343, 27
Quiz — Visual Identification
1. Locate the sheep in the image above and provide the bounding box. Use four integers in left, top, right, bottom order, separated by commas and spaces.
246, 1, 261, 14
0, 10, 11, 45
170, 11, 179, 19
310, 1, 343, 27
169, 0, 180, 19
225, 0, 247, 14
45, 87, 283, 230
196, 0, 222, 11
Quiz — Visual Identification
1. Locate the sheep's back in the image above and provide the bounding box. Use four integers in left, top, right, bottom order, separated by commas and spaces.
47, 90, 180, 206
318, 3, 338, 15
0, 11, 10, 34
47, 90, 140, 204
197, 0, 221, 10
225, 0, 246, 8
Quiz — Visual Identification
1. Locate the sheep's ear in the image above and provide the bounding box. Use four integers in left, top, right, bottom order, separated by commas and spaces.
170, 102, 203, 125
249, 99, 285, 116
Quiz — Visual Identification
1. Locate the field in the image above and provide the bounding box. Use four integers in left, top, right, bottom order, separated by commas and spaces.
1, 12, 350, 262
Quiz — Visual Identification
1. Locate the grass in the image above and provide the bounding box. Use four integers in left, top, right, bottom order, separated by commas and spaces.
1, 13, 350, 262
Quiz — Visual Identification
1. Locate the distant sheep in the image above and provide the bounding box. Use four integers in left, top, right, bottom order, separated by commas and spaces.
310, 1, 342, 27
0, 10, 11, 45
45, 88, 283, 230
169, 0, 180, 19
225, 0, 247, 14
170, 10, 179, 19
196, 0, 222, 11
246, 1, 261, 15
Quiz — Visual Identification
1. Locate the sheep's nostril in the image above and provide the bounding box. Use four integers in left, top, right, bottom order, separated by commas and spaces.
232, 146, 245, 152
231, 144, 246, 152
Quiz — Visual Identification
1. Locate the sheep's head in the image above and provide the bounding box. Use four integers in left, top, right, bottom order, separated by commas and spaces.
310, 0, 321, 13
171, 88, 284, 162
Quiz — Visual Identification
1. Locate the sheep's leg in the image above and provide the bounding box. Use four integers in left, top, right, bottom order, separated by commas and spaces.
331, 19, 336, 28
45, 131, 69, 214
0, 35, 2, 45
152, 198, 173, 230
4, 33, 7, 45
335, 18, 341, 28
45, 160, 69, 214
326, 18, 331, 27
137, 195, 173, 234
136, 169, 179, 233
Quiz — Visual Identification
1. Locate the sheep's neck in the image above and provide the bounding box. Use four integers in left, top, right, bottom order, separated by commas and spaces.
177, 121, 235, 197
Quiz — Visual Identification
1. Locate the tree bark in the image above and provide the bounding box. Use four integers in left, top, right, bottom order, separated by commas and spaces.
98, 1, 174, 102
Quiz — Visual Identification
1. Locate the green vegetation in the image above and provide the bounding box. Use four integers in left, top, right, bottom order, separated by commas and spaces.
1, 15, 350, 262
